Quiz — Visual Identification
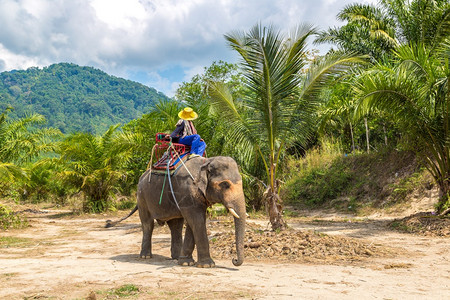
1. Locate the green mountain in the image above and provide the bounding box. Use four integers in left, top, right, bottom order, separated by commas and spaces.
0, 63, 169, 134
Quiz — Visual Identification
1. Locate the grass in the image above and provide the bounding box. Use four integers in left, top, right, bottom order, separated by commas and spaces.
0, 236, 34, 248
207, 204, 229, 219
389, 220, 414, 232
283, 154, 353, 207
0, 203, 28, 230
282, 145, 430, 214
96, 284, 140, 298
283, 208, 300, 218
115, 198, 136, 210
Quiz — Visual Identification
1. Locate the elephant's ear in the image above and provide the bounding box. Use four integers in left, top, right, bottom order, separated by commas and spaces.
195, 160, 210, 197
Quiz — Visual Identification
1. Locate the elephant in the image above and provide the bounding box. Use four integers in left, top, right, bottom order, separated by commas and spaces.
137, 155, 246, 267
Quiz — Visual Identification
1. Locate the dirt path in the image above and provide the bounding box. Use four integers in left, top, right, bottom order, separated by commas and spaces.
1, 210, 449, 299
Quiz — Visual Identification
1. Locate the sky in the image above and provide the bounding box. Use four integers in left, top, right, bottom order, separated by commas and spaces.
0, 0, 376, 97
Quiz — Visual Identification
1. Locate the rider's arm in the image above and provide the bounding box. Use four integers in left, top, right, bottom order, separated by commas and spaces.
170, 121, 184, 138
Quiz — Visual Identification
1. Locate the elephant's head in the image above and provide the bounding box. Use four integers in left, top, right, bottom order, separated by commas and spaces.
196, 156, 246, 266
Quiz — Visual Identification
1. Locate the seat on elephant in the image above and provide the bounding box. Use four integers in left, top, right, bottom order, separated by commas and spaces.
152, 133, 191, 171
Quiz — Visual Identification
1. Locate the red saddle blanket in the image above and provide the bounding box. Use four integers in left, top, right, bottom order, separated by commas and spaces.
152, 133, 191, 170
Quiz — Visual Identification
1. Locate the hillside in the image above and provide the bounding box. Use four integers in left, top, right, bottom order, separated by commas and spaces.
283, 150, 437, 216
0, 63, 169, 134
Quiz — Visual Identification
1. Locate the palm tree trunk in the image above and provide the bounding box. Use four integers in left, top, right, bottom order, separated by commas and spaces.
437, 76, 450, 215
364, 117, 370, 153
349, 121, 355, 152
265, 186, 286, 230
266, 163, 286, 231
437, 180, 450, 215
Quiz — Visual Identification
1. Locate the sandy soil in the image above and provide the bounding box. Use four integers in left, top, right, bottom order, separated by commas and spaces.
1, 208, 449, 300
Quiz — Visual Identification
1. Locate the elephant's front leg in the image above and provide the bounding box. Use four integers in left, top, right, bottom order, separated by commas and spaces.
178, 224, 196, 266
182, 208, 215, 268
167, 218, 184, 259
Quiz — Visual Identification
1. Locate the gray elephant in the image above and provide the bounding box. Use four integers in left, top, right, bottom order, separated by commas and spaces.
137, 155, 246, 267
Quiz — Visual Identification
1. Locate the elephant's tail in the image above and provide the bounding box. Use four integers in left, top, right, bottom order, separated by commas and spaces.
105, 205, 138, 228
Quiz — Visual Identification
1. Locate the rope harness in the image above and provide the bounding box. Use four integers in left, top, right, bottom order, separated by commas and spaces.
166, 157, 181, 210
147, 137, 196, 209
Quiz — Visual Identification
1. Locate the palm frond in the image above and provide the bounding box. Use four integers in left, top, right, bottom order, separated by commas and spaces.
0, 162, 27, 182
207, 80, 256, 160
300, 51, 367, 104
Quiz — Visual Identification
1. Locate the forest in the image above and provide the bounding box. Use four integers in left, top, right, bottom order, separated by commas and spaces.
1, 0, 450, 231
0, 63, 169, 134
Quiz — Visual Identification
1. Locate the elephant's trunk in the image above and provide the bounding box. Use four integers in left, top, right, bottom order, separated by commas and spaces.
231, 202, 245, 266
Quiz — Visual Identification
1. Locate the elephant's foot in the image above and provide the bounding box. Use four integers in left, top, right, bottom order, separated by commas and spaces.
139, 249, 152, 259
178, 256, 195, 266
170, 249, 181, 260
196, 258, 215, 268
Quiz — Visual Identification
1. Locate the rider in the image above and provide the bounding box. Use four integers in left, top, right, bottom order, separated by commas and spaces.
168, 107, 206, 158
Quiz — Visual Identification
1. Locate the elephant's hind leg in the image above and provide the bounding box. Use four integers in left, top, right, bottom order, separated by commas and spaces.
167, 218, 183, 259
138, 209, 154, 258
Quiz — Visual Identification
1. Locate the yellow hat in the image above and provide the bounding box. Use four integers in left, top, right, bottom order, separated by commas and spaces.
178, 107, 198, 120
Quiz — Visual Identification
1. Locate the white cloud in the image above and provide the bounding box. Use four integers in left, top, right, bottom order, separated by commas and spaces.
91, 0, 148, 29
0, 43, 42, 70
0, 0, 379, 96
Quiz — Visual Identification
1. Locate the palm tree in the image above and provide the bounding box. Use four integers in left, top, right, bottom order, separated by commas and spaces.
174, 61, 246, 157
385, 0, 450, 47
318, 84, 357, 153
57, 125, 130, 212
208, 24, 365, 229
120, 98, 183, 187
315, 4, 396, 61
0, 108, 60, 183
316, 0, 450, 60
354, 41, 450, 213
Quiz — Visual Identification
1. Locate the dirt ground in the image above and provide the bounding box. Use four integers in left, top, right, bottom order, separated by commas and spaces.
1, 204, 449, 299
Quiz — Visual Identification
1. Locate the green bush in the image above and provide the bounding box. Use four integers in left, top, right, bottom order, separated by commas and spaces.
284, 158, 353, 207
283, 149, 425, 211
115, 196, 136, 210
389, 169, 428, 201
0, 204, 27, 230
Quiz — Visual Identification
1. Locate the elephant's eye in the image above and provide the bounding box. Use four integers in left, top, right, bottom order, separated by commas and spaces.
219, 181, 231, 189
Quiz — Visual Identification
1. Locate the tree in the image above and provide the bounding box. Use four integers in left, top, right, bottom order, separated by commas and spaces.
208, 24, 365, 230
318, 82, 358, 152
121, 98, 183, 188
315, 3, 397, 62
316, 0, 450, 60
354, 41, 450, 213
56, 125, 130, 212
0, 63, 169, 134
175, 61, 246, 157
0, 107, 60, 184
316, 0, 450, 154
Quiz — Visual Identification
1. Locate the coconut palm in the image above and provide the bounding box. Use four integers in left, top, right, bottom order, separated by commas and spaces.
208, 24, 365, 229
354, 40, 450, 213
